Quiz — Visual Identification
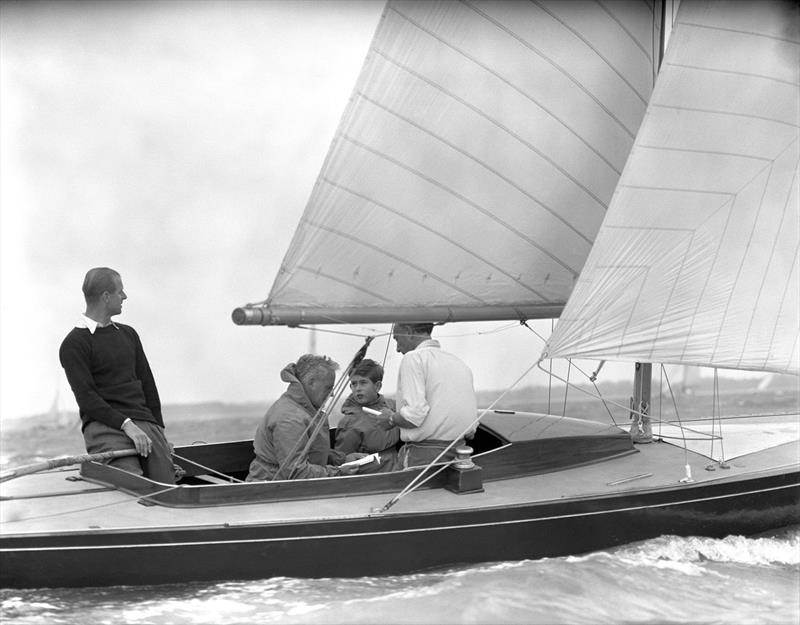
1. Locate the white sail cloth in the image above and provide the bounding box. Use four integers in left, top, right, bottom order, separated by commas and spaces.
544, 0, 800, 375
245, 0, 661, 325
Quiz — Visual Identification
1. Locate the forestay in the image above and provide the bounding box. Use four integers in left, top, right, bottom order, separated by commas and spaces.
235, 0, 661, 326
543, 0, 800, 375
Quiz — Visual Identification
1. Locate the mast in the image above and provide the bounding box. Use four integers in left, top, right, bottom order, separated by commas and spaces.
629, 0, 672, 444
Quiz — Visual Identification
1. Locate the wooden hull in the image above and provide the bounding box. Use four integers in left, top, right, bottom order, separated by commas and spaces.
2, 413, 798, 588
2, 470, 797, 588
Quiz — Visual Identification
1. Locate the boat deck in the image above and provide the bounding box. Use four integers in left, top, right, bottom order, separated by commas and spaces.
1, 438, 796, 536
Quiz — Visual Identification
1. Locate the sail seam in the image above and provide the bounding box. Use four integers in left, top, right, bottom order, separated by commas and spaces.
445, 1, 638, 138
300, 219, 489, 303
777, 244, 800, 373
737, 168, 780, 369
764, 213, 799, 371
635, 145, 772, 162
369, 48, 624, 180
676, 20, 800, 45
319, 177, 551, 301
710, 163, 775, 364
339, 134, 582, 276
603, 225, 695, 232
595, 0, 653, 64
596, 264, 650, 358
293, 264, 394, 304
356, 86, 606, 228
650, 230, 697, 361
532, 0, 649, 103
680, 197, 737, 362
663, 62, 800, 88
749, 149, 799, 371
649, 104, 799, 129
620, 184, 734, 197
379, 7, 627, 173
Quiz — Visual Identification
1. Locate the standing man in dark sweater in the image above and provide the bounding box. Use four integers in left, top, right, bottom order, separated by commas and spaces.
59, 267, 176, 483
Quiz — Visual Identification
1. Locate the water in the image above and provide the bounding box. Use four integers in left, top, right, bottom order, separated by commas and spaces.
2, 528, 798, 625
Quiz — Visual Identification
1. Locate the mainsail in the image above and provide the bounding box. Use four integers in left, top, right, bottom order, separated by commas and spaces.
543, 0, 800, 375
235, 0, 662, 326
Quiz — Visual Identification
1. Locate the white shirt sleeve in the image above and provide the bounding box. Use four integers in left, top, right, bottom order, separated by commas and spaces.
397, 352, 430, 426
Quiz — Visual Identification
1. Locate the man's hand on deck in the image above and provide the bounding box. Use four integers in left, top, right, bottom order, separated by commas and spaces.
121, 420, 152, 457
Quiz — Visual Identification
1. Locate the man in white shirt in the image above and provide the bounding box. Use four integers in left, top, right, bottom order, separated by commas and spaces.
376, 322, 477, 469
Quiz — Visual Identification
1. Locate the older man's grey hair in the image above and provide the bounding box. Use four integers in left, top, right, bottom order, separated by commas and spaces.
295, 354, 339, 384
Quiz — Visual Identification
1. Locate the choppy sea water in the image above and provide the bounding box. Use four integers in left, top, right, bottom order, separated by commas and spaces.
2, 527, 798, 625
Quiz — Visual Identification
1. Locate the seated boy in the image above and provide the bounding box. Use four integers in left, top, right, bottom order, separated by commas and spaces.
335, 359, 400, 472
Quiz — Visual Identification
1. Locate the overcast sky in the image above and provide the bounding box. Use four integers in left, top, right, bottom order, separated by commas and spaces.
1, 0, 756, 422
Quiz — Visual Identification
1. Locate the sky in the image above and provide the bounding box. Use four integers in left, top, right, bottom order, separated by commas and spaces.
0, 0, 763, 422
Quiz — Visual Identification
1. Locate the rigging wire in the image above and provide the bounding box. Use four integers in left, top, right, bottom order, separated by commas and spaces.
659, 364, 691, 467
380, 324, 394, 370
561, 359, 572, 416
434, 321, 520, 338
294, 323, 391, 340
713, 369, 729, 468
518, 319, 553, 413
1, 482, 181, 524
536, 361, 721, 442
171, 452, 245, 483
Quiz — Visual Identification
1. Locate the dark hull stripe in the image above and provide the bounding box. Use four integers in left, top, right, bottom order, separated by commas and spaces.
3, 480, 796, 553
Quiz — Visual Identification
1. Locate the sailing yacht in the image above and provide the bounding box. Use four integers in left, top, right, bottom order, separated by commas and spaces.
1, 0, 797, 588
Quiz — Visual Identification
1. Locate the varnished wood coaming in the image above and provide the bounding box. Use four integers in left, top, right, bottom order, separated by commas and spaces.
78, 412, 637, 507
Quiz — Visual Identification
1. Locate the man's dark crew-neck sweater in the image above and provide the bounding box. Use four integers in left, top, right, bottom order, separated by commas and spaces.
59, 323, 164, 432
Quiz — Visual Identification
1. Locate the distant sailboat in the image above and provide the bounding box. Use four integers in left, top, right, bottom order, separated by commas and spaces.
48, 378, 77, 428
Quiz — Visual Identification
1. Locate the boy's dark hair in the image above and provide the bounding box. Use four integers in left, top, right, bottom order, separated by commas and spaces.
350, 358, 384, 384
